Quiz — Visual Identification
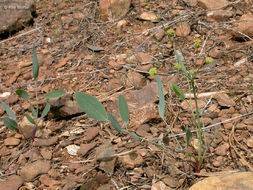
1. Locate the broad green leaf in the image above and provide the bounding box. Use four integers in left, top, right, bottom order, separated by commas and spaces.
44, 90, 65, 99
41, 103, 50, 118
75, 92, 108, 121
186, 127, 192, 149
1, 102, 16, 120
30, 105, 38, 119
118, 95, 129, 124
16, 89, 30, 99
174, 48, 190, 79
25, 114, 36, 125
170, 83, 185, 101
2, 117, 18, 130
156, 76, 165, 119
32, 47, 39, 81
108, 113, 123, 133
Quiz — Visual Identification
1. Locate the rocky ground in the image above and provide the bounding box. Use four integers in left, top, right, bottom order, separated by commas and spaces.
0, 0, 253, 189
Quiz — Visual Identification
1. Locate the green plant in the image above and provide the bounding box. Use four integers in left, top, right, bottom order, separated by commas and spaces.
194, 39, 201, 49
149, 67, 157, 77
1, 47, 65, 141
166, 29, 175, 38
159, 18, 217, 170
170, 48, 218, 172
74, 1, 217, 173
75, 76, 193, 157
75, 47, 217, 172
205, 57, 214, 64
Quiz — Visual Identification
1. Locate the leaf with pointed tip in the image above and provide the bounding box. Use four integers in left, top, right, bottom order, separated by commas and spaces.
44, 90, 65, 99
186, 127, 192, 149
108, 113, 123, 133
1, 102, 16, 120
170, 83, 185, 101
118, 95, 129, 124
16, 89, 30, 99
41, 103, 50, 118
174, 48, 190, 79
75, 92, 108, 121
30, 105, 38, 120
156, 76, 165, 119
2, 117, 18, 130
32, 47, 39, 81
25, 114, 36, 125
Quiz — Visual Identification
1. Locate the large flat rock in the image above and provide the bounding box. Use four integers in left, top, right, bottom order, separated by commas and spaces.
0, 0, 35, 35
189, 172, 253, 190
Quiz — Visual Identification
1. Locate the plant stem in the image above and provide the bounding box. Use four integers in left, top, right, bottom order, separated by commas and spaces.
122, 129, 196, 159
190, 78, 202, 165
162, 118, 183, 150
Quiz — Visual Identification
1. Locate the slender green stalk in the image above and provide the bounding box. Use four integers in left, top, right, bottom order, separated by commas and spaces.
191, 79, 202, 164
122, 129, 195, 158
201, 130, 218, 166
162, 118, 183, 150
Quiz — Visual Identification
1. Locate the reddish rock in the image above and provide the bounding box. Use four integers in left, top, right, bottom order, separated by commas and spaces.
139, 12, 158, 22
39, 175, 61, 188
107, 81, 161, 128
126, 72, 145, 88
246, 136, 253, 148
33, 137, 58, 147
200, 117, 212, 126
77, 142, 96, 156
180, 99, 206, 111
119, 152, 144, 169
136, 52, 153, 63
197, 0, 229, 9
117, 20, 127, 28
208, 47, 222, 58
0, 175, 23, 190
155, 29, 166, 41
233, 13, 253, 38
6, 94, 18, 104
4, 137, 20, 146
20, 160, 51, 181
175, 21, 191, 37
236, 123, 247, 130
99, 158, 117, 174
48, 94, 83, 118
99, 0, 131, 20
96, 142, 115, 160
106, 78, 122, 91
19, 116, 35, 139
207, 10, 233, 22
151, 181, 171, 190
84, 127, 99, 142
73, 12, 84, 20
214, 93, 236, 107
0, 0, 35, 35
136, 124, 152, 137
215, 143, 229, 156
183, 0, 197, 6
0, 146, 12, 156
162, 176, 179, 188
189, 172, 253, 190
247, 125, 253, 132
23, 148, 43, 162
40, 148, 52, 160
245, 116, 253, 125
